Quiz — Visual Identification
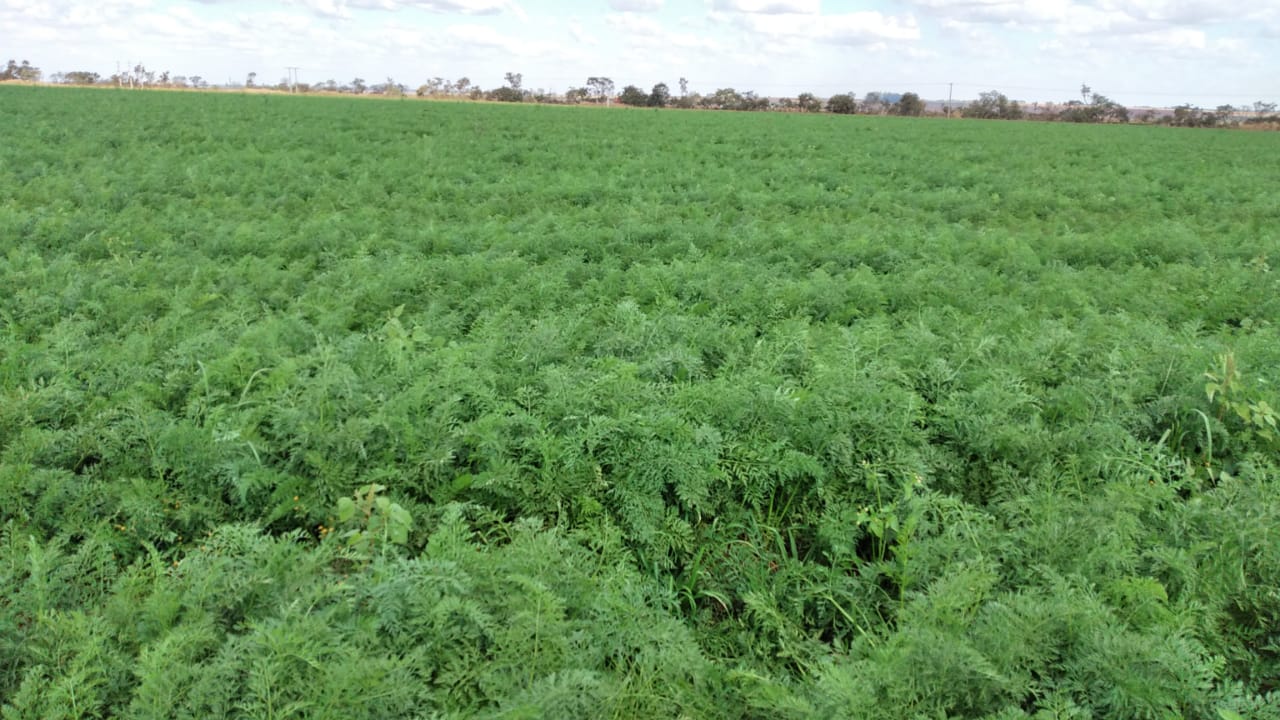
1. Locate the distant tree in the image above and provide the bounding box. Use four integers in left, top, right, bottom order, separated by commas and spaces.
587, 76, 614, 104
701, 87, 742, 110
647, 82, 670, 108
564, 86, 590, 104
454, 77, 472, 95
862, 91, 893, 114
1246, 101, 1278, 124
488, 86, 522, 102
64, 70, 100, 85
826, 93, 857, 114
1095, 95, 1127, 122
246, 71, 257, 88
895, 92, 925, 116
1169, 104, 1217, 127
737, 90, 769, 111
351, 77, 366, 94
488, 73, 523, 102
619, 84, 648, 107
382, 77, 405, 97
1057, 100, 1082, 120
1058, 91, 1128, 123
796, 92, 822, 112
1172, 103, 1198, 125
190, 76, 205, 88
128, 64, 154, 87
2, 59, 41, 82
417, 77, 447, 97
963, 91, 997, 119
963, 90, 1022, 120
172, 75, 188, 88
1080, 83, 1092, 103
679, 77, 688, 97
672, 92, 699, 109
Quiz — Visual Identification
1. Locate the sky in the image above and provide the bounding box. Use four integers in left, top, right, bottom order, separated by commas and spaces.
3, 0, 1278, 107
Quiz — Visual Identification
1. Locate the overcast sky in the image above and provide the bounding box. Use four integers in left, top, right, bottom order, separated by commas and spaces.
4, 0, 1277, 107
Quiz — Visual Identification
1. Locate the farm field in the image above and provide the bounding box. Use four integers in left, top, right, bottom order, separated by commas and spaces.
2, 85, 1279, 718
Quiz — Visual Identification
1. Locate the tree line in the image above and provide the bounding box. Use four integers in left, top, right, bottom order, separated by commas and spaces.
5, 58, 1278, 128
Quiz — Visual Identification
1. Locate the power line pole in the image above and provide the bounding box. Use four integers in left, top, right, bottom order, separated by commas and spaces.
286, 66, 300, 93
947, 82, 953, 118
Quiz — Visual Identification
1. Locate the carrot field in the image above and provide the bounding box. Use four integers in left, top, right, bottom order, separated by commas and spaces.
2, 85, 1279, 718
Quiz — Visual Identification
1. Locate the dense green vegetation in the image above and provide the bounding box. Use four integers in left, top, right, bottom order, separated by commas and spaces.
2, 85, 1278, 718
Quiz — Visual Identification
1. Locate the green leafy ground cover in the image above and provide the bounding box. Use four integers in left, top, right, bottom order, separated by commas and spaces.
2, 86, 1279, 718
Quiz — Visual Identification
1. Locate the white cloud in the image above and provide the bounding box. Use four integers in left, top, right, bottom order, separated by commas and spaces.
2, 0, 1276, 107
2, 0, 150, 26
446, 22, 523, 51
938, 19, 1008, 56
16, 23, 59, 41
444, 23, 568, 57
1125, 26, 1206, 48
4, 0, 66, 23
906, 0, 1280, 36
608, 0, 663, 11
288, 0, 351, 19
567, 20, 596, 44
737, 11, 921, 44
273, 0, 528, 20
667, 31, 722, 51
1037, 24, 1259, 66
1100, 0, 1238, 24
906, 0, 1071, 26
378, 20, 429, 49
349, 0, 514, 12
607, 11, 663, 36
607, 11, 724, 54
713, 0, 819, 15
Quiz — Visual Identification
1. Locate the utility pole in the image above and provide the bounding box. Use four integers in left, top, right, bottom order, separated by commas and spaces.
286, 66, 300, 93
947, 82, 953, 118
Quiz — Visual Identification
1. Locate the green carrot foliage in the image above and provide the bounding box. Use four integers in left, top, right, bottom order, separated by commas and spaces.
2, 85, 1278, 717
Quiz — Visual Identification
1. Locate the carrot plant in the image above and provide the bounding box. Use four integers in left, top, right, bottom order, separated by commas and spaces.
2, 84, 1279, 717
